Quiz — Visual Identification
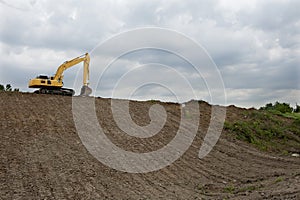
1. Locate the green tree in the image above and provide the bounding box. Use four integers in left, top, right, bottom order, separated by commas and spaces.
273, 101, 293, 113
0, 84, 4, 91
260, 102, 293, 113
5, 84, 12, 91
260, 103, 273, 110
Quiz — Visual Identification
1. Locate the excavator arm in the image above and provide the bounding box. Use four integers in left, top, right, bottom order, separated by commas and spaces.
53, 53, 90, 87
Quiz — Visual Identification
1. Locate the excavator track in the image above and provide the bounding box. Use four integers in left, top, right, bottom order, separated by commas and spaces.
34, 87, 75, 96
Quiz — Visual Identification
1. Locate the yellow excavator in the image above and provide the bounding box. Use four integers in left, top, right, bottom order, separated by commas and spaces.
28, 53, 92, 96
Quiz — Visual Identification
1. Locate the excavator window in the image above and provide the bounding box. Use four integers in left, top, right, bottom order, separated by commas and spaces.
37, 75, 49, 79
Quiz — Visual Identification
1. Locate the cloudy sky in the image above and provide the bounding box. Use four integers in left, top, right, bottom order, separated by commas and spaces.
0, 0, 299, 108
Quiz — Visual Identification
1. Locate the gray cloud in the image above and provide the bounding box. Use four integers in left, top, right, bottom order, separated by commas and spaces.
0, 0, 299, 108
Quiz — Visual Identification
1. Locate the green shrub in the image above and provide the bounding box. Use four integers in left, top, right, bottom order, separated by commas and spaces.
5, 84, 12, 91
0, 83, 19, 92
225, 110, 300, 152
260, 102, 293, 113
224, 185, 235, 193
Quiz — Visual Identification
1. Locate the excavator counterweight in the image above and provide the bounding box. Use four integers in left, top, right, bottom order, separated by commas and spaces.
28, 53, 92, 96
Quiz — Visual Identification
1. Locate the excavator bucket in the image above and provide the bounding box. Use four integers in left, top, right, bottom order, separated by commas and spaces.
80, 85, 92, 96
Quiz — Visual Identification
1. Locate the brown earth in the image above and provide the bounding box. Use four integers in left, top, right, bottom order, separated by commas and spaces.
0, 92, 299, 199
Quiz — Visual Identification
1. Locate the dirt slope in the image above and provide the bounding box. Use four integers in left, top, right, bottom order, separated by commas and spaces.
0, 92, 299, 199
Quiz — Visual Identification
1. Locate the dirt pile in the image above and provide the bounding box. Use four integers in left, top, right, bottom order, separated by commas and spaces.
0, 92, 299, 199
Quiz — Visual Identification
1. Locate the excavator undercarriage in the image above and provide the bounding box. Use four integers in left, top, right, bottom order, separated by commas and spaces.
33, 87, 75, 96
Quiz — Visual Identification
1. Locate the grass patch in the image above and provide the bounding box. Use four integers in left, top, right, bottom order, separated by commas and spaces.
268, 110, 300, 120
275, 177, 283, 183
147, 99, 160, 103
237, 183, 265, 193
282, 112, 300, 120
281, 150, 289, 155
224, 110, 300, 152
224, 185, 235, 193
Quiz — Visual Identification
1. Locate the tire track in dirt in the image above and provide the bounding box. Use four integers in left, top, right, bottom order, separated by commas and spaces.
0, 92, 299, 199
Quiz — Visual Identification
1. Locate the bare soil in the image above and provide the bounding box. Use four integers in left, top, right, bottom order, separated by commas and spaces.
0, 92, 299, 199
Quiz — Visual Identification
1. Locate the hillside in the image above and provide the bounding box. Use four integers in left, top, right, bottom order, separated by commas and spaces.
0, 92, 299, 199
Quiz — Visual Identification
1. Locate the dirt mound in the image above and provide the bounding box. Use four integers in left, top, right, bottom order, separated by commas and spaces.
0, 92, 299, 199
